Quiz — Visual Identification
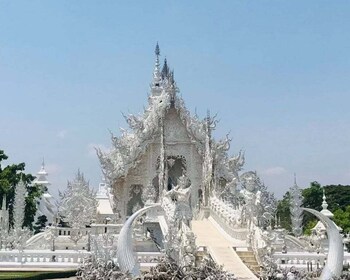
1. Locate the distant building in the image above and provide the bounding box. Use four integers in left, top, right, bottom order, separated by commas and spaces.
34, 160, 56, 225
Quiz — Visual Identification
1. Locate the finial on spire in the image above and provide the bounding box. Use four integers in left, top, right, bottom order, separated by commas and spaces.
155, 42, 160, 56
322, 188, 328, 210
151, 42, 161, 89
294, 173, 297, 186
161, 57, 169, 80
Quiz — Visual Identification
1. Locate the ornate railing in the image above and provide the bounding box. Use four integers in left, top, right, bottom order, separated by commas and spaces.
0, 249, 90, 265
273, 252, 326, 267
0, 249, 164, 266
208, 196, 248, 240
273, 252, 350, 267
136, 252, 164, 263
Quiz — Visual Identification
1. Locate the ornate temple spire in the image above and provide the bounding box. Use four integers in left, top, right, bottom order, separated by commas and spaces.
320, 188, 334, 218
161, 58, 170, 80
151, 42, 161, 89
289, 175, 303, 236
35, 158, 50, 189
322, 188, 328, 210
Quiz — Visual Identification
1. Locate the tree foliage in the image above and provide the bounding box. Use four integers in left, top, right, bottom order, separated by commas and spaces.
276, 191, 292, 232
34, 215, 48, 234
277, 180, 350, 234
333, 206, 350, 233
0, 150, 43, 230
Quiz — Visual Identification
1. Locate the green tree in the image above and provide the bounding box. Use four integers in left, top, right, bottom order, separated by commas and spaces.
322, 185, 350, 212
0, 150, 43, 230
301, 181, 323, 234
278, 181, 350, 234
333, 206, 350, 233
34, 215, 48, 234
276, 191, 292, 232
302, 181, 323, 210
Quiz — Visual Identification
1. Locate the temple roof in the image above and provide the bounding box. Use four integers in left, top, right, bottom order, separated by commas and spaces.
35, 159, 51, 187
97, 45, 207, 183
97, 44, 244, 186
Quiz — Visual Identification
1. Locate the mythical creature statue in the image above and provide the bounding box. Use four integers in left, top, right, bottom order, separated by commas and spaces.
240, 171, 261, 229
161, 174, 197, 266
162, 174, 192, 229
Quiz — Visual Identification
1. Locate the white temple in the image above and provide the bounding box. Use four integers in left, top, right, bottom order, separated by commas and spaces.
0, 44, 349, 279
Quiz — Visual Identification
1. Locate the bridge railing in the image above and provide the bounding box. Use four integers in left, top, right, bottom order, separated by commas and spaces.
136, 252, 164, 264
208, 196, 248, 241
0, 249, 90, 264
0, 249, 164, 266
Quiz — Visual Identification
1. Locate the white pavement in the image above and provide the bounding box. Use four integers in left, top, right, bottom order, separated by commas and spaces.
192, 218, 258, 280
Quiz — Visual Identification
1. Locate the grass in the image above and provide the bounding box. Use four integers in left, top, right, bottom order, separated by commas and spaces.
0, 270, 76, 280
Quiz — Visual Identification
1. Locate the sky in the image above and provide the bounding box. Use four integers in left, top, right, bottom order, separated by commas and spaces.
0, 1, 349, 199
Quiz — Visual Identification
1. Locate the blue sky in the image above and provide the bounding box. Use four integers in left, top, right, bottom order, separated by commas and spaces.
0, 1, 349, 198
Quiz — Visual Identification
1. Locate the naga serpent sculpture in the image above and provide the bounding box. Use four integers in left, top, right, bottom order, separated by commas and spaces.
302, 208, 343, 279
117, 205, 343, 278
117, 203, 161, 276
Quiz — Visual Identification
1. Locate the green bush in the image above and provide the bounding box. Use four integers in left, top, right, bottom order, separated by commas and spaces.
0, 270, 76, 280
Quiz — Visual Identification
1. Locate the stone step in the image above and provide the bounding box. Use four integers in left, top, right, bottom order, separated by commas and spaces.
237, 252, 255, 256
235, 250, 259, 274
238, 256, 256, 262
192, 219, 258, 279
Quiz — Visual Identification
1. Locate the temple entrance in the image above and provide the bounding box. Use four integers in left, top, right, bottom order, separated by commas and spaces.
166, 156, 186, 190
155, 155, 187, 192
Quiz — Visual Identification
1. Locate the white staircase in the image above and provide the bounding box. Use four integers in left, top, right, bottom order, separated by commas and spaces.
191, 219, 258, 280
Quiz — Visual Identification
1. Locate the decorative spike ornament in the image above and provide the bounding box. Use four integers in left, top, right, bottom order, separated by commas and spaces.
13, 179, 27, 230
151, 42, 162, 92
289, 175, 303, 237
155, 42, 160, 56
161, 58, 169, 80
58, 171, 98, 245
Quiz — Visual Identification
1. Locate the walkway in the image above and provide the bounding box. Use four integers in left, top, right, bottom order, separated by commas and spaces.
191, 218, 258, 280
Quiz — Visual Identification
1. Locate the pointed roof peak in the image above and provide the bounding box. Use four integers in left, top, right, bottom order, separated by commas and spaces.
320, 187, 334, 218
322, 188, 328, 210
161, 57, 170, 80
36, 158, 50, 187
155, 42, 160, 56
38, 158, 48, 175
151, 42, 161, 89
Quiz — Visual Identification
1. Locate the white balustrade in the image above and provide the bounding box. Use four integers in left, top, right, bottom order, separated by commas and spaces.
136, 252, 164, 264
208, 197, 248, 240
0, 249, 91, 265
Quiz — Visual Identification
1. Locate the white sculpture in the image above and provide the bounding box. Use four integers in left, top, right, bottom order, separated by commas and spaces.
162, 174, 192, 228
302, 207, 344, 280
117, 204, 161, 276
13, 179, 27, 231
58, 171, 97, 246
11, 179, 31, 250
289, 176, 303, 237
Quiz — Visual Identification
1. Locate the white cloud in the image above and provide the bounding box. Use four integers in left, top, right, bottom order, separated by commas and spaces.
261, 166, 287, 176
87, 143, 109, 158
57, 130, 67, 139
